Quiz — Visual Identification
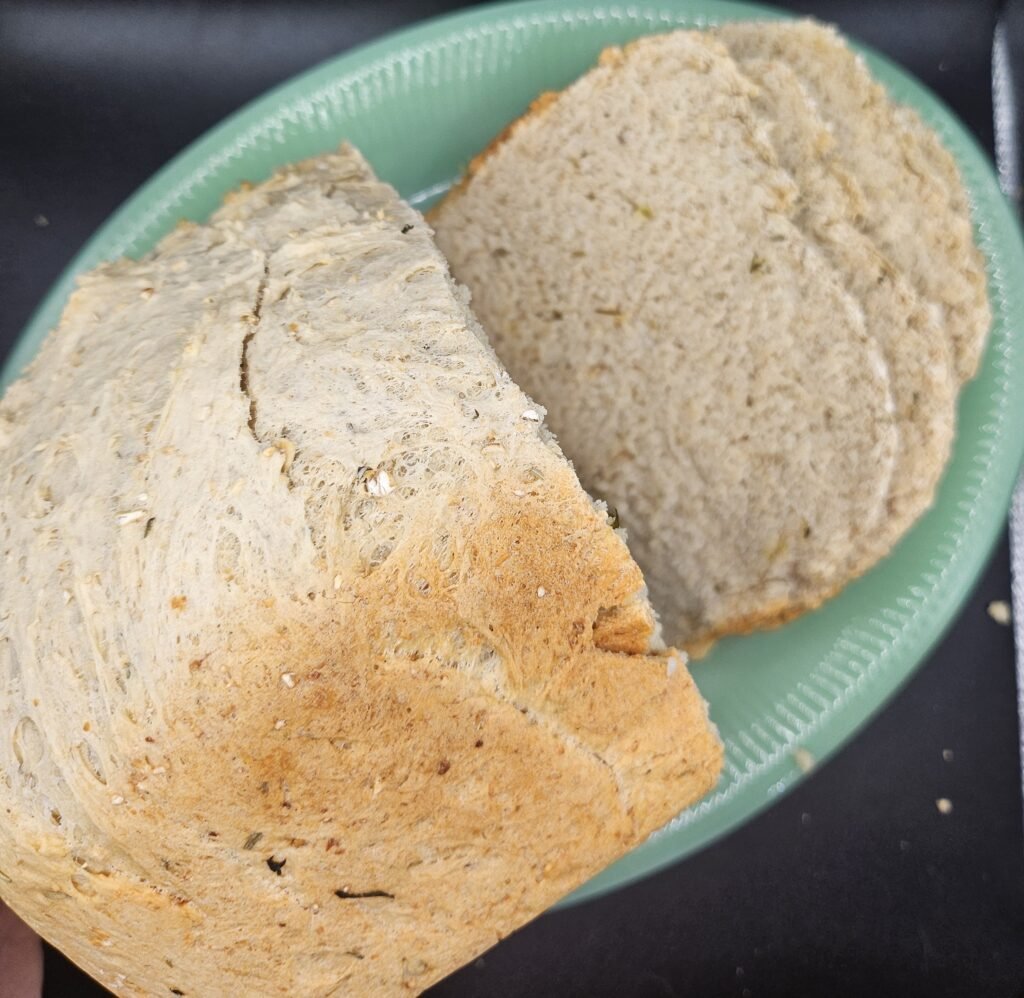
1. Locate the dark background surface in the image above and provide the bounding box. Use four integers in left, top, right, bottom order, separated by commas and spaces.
1, 0, 1022, 995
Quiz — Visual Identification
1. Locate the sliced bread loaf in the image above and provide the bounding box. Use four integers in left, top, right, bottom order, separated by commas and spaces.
431, 31, 899, 652
0, 147, 721, 996
735, 57, 957, 572
717, 20, 991, 383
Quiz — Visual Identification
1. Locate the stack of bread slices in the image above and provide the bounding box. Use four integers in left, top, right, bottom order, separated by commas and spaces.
432, 20, 989, 655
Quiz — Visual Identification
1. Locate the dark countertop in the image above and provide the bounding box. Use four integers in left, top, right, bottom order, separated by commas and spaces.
1, 1, 1022, 995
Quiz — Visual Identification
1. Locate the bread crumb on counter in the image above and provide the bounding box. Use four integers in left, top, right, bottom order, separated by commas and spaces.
792, 746, 815, 773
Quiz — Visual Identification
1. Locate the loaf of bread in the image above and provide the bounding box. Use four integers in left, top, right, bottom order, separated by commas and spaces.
0, 147, 722, 996
431, 30, 906, 653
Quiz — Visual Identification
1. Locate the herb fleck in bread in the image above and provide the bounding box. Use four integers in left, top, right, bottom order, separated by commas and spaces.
0, 147, 721, 996
431, 31, 899, 652
717, 20, 991, 383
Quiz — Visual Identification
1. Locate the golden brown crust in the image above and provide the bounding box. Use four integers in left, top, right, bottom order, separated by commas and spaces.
591, 601, 657, 655
469, 91, 561, 180
683, 586, 842, 659
427, 91, 561, 219
1, 464, 719, 995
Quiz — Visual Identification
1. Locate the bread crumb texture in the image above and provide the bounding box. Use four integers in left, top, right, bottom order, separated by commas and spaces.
433, 29, 898, 650
718, 20, 990, 384
432, 23, 985, 652
0, 147, 721, 996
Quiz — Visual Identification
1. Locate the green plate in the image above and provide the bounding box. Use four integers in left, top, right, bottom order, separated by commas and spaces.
5, 0, 1024, 907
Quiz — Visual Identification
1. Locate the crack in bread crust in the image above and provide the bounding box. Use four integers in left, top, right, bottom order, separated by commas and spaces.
0, 146, 721, 997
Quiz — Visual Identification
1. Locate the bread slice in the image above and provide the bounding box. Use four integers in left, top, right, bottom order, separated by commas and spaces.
717, 20, 991, 383
734, 57, 956, 573
431, 31, 899, 652
0, 147, 721, 997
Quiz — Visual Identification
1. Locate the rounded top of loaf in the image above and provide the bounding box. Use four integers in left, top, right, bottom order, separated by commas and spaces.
0, 146, 721, 995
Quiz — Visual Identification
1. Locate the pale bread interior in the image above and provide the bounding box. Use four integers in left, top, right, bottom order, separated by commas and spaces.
432, 30, 905, 651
